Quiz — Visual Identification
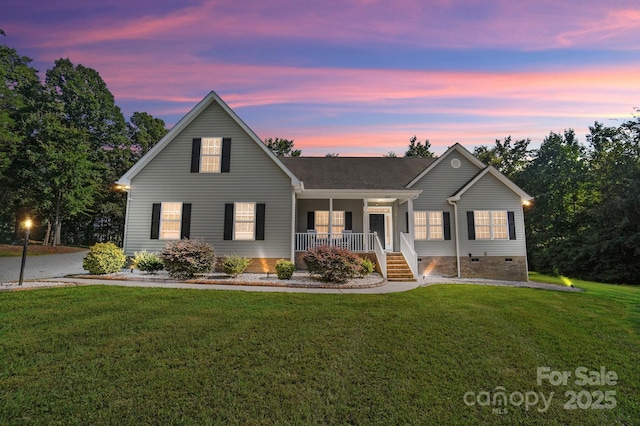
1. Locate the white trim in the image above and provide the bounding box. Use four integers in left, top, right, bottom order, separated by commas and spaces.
367, 206, 393, 252
447, 166, 533, 203
406, 143, 485, 188
117, 91, 301, 187
296, 188, 421, 200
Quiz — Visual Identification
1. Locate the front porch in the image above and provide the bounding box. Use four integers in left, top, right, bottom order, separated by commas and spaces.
292, 230, 417, 281
292, 192, 421, 280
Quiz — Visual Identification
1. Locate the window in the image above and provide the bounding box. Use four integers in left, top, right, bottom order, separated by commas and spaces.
160, 202, 182, 239
192, 138, 231, 173
200, 137, 222, 173
224, 203, 265, 241
474, 210, 508, 240
234, 202, 255, 240
414, 211, 444, 240
315, 211, 345, 236
151, 203, 191, 240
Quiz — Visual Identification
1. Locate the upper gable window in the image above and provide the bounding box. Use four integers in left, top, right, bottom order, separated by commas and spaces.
200, 137, 222, 173
191, 138, 231, 173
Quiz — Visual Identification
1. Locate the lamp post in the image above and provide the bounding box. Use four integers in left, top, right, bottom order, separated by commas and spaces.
18, 218, 33, 286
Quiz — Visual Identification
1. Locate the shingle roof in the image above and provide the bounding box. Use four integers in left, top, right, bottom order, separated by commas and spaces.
280, 157, 436, 190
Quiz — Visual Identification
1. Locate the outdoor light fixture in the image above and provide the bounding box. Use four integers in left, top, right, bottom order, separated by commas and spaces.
18, 218, 33, 286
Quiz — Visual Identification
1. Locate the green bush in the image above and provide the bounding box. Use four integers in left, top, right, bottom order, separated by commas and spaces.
275, 259, 295, 280
83, 242, 127, 275
132, 250, 164, 273
359, 258, 375, 276
160, 238, 216, 279
303, 245, 361, 284
222, 254, 252, 278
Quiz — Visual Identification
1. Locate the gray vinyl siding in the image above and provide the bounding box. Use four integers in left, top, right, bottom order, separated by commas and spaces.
124, 101, 293, 258
408, 154, 481, 256
457, 173, 527, 256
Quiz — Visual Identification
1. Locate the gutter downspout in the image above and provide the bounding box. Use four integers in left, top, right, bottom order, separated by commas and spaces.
291, 188, 296, 263
448, 199, 461, 278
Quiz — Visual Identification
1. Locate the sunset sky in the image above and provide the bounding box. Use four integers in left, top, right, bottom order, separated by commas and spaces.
3, 0, 640, 155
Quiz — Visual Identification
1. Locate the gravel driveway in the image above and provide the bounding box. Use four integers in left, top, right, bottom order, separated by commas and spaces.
0, 250, 88, 283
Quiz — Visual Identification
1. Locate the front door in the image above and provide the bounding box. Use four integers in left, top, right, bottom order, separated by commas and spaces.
369, 214, 386, 249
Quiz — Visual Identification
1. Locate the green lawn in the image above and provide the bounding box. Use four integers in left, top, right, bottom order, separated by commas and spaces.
1, 275, 638, 425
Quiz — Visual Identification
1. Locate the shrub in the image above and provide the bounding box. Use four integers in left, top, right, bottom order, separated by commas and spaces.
83, 242, 127, 275
359, 258, 375, 276
160, 238, 216, 279
303, 245, 361, 284
222, 254, 252, 278
275, 259, 295, 280
132, 250, 164, 273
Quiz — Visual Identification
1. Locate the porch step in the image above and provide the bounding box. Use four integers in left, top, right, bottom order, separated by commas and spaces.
386, 253, 416, 282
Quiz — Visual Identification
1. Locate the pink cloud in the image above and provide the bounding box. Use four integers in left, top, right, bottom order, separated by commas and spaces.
9, 0, 640, 52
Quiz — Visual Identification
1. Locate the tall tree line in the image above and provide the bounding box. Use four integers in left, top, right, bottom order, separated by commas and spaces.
475, 119, 640, 284
1, 33, 167, 246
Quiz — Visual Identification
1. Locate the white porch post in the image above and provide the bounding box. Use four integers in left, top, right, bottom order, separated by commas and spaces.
407, 198, 415, 246
290, 189, 296, 262
363, 198, 369, 251
328, 198, 333, 241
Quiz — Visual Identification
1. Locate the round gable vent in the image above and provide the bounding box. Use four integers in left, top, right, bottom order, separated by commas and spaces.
451, 158, 461, 169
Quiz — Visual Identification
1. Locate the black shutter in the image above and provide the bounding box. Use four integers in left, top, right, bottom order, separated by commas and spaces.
508, 211, 516, 240
467, 211, 476, 240
443, 212, 451, 240
224, 203, 234, 240
307, 211, 315, 230
180, 203, 192, 239
221, 138, 231, 173
150, 203, 161, 239
406, 211, 409, 234
191, 138, 201, 173
256, 204, 266, 240
345, 212, 352, 231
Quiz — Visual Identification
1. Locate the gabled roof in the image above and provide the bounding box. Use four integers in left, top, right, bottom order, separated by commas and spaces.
280, 157, 435, 190
117, 91, 300, 187
448, 166, 533, 202
406, 143, 485, 188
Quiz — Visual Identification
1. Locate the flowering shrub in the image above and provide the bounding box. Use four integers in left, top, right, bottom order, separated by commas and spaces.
160, 238, 216, 279
132, 250, 164, 273
83, 242, 126, 275
303, 245, 361, 283
222, 254, 252, 278
275, 259, 295, 280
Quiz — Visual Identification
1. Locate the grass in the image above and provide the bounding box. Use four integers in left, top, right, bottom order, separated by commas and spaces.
0, 275, 638, 425
0, 244, 86, 257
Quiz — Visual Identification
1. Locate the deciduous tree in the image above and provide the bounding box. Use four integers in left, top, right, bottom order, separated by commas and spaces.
264, 137, 301, 157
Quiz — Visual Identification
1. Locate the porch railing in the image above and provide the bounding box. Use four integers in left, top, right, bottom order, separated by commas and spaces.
373, 233, 387, 278
400, 232, 418, 279
295, 232, 376, 252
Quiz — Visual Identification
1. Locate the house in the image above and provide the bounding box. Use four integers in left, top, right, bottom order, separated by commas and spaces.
117, 91, 533, 281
